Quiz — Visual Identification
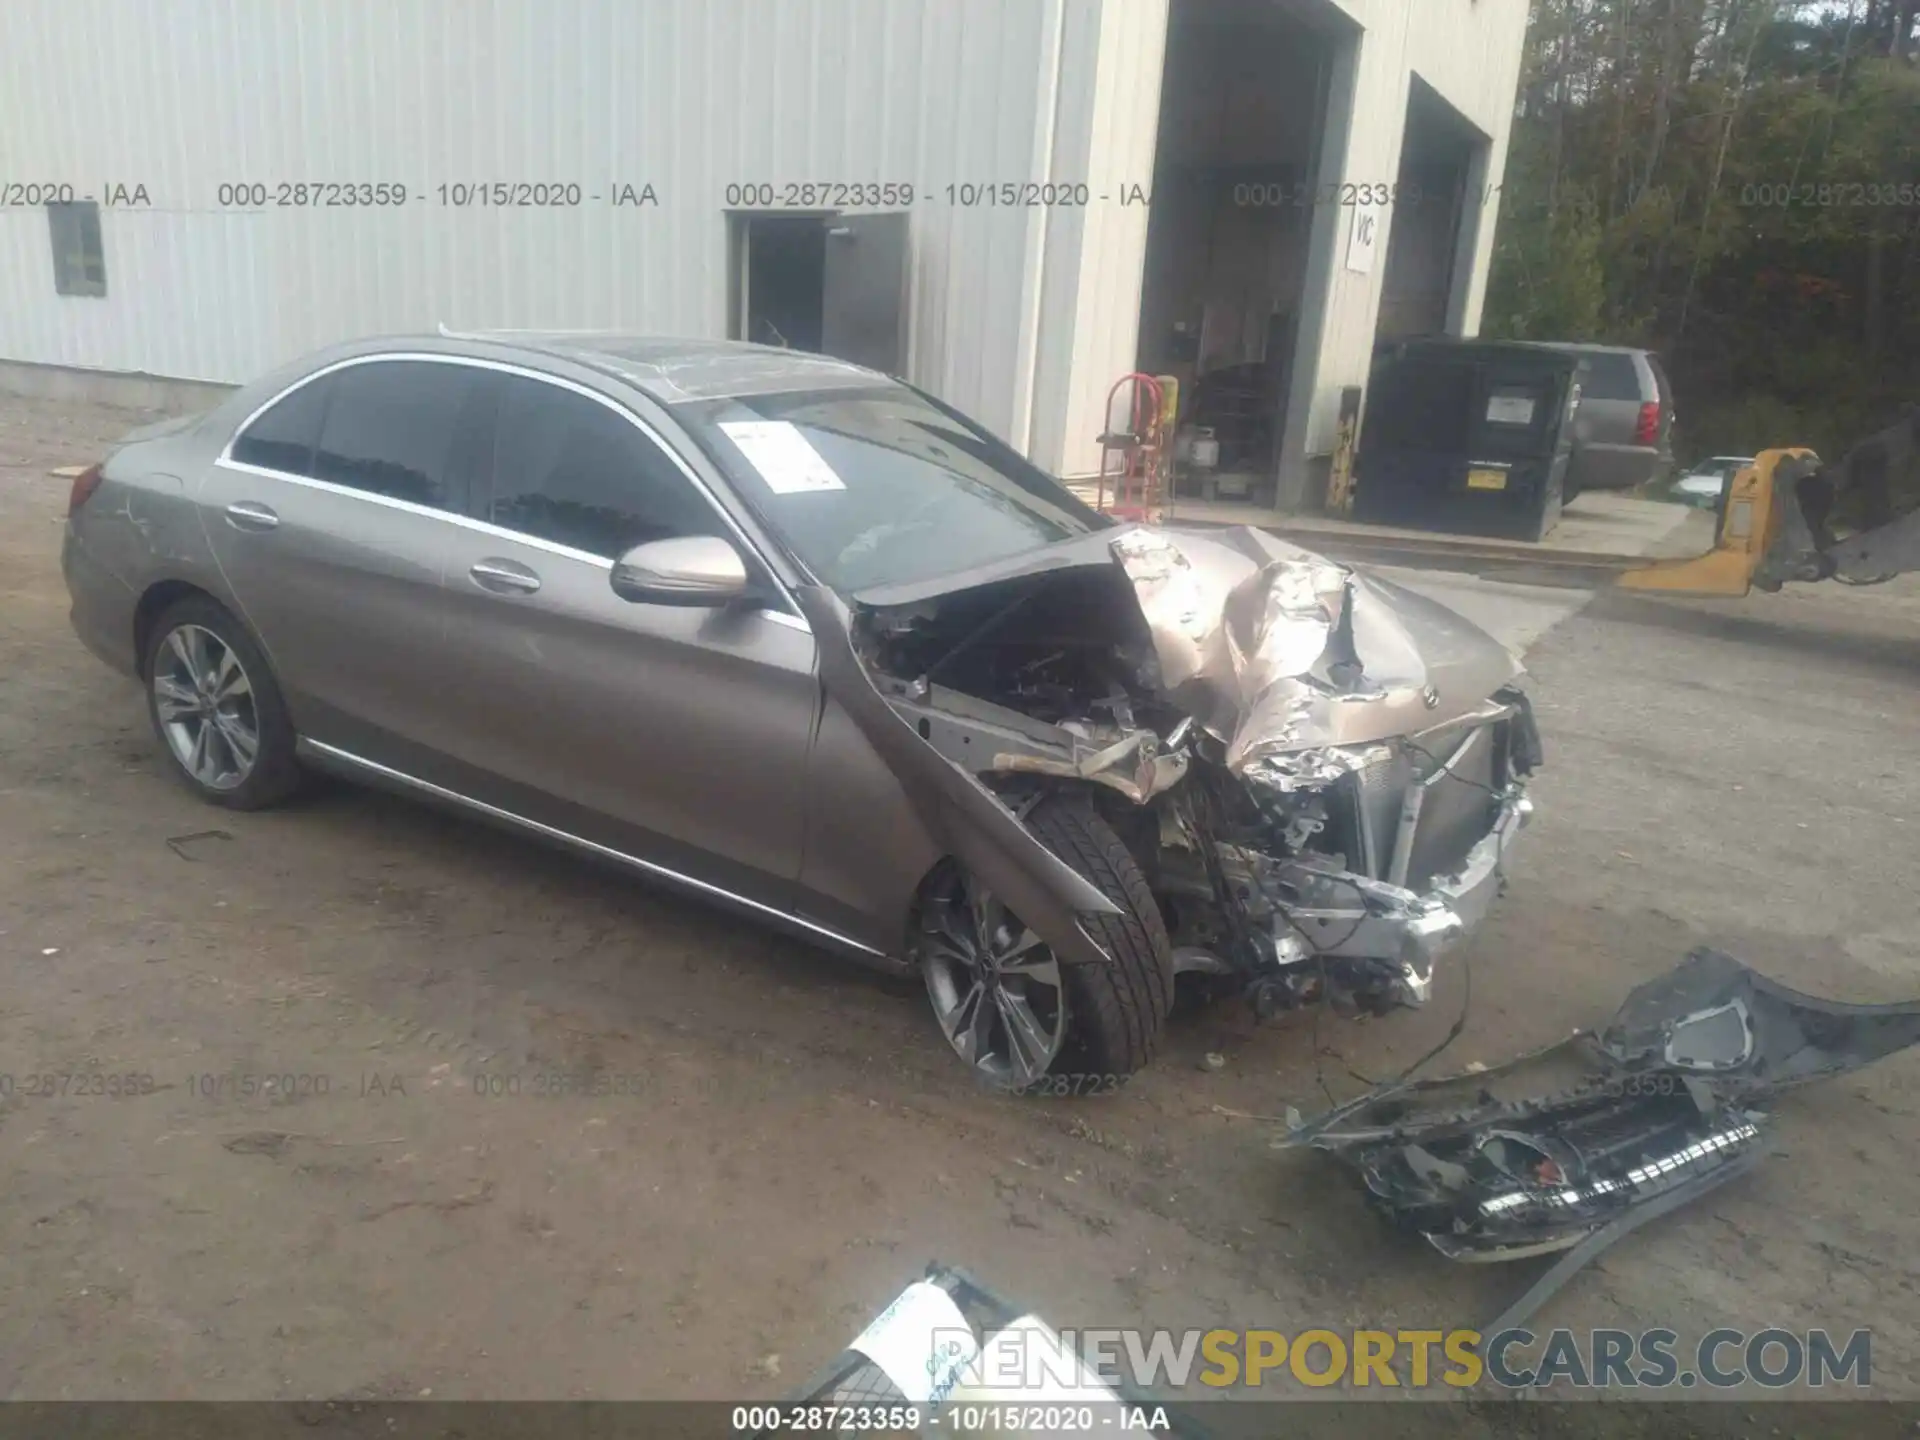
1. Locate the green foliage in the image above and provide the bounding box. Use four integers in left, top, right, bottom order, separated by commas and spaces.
1483, 0, 1920, 464
1486, 194, 1609, 338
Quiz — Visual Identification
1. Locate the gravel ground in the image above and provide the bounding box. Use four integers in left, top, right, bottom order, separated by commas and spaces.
1, 392, 1916, 1429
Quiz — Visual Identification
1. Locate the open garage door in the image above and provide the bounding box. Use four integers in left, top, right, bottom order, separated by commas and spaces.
730, 212, 910, 376
823, 213, 910, 377
1134, 0, 1342, 511
1376, 78, 1486, 345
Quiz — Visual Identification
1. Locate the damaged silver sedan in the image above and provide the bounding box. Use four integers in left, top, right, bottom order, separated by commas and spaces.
62, 333, 1539, 1091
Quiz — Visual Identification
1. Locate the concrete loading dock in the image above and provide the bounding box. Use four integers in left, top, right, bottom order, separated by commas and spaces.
1068, 479, 1718, 583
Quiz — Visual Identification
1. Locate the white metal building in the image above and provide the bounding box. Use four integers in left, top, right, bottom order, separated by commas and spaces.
0, 0, 1528, 511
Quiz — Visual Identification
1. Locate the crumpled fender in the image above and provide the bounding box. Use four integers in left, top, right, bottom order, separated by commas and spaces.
794, 585, 1120, 970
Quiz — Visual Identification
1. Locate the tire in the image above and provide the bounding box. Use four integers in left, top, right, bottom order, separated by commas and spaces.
1025, 793, 1175, 1084
143, 596, 303, 811
918, 792, 1174, 1092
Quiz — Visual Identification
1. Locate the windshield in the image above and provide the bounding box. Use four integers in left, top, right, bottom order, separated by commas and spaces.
1688, 458, 1750, 481
679, 385, 1106, 592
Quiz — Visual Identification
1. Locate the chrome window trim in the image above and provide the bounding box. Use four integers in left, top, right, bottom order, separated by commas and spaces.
214, 457, 619, 570
217, 349, 810, 628
299, 738, 881, 958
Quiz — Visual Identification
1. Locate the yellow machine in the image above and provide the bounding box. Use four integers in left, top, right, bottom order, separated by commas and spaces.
1211, 415, 1914, 596
1619, 415, 1918, 597
1617, 449, 1818, 597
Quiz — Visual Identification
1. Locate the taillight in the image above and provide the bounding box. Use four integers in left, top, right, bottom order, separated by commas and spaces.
67, 463, 104, 515
1634, 402, 1660, 446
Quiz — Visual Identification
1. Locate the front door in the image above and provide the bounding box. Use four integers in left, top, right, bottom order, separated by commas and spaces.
435, 371, 818, 912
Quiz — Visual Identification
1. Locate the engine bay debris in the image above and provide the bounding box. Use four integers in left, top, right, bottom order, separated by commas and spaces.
1284, 947, 1920, 1328
837, 523, 1540, 1028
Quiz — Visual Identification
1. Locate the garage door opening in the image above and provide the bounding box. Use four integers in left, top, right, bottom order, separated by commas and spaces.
726, 212, 912, 375
732, 214, 827, 352
1135, 0, 1339, 509
1375, 77, 1487, 346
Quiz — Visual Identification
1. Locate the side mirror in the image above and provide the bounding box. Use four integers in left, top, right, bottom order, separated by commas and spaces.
609, 535, 751, 607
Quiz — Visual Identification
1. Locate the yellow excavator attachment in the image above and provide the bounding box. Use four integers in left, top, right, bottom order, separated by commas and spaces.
1616, 448, 1820, 597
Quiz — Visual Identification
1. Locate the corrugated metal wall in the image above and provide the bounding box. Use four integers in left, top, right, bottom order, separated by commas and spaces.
1048, 0, 1170, 481
3, 0, 1532, 490
1293, 0, 1530, 461
0, 0, 1070, 446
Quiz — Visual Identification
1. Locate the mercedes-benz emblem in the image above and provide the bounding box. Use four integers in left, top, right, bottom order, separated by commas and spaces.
1421, 685, 1441, 709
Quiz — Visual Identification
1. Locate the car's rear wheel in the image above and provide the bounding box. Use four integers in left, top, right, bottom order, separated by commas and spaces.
144, 597, 302, 810
917, 794, 1173, 1093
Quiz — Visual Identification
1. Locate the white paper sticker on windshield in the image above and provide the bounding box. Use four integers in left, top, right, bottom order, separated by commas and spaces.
719, 420, 846, 494
1486, 394, 1537, 426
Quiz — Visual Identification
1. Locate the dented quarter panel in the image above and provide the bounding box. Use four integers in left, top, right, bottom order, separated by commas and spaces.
63, 415, 232, 676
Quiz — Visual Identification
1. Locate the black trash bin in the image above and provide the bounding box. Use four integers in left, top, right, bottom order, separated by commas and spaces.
1352, 338, 1581, 542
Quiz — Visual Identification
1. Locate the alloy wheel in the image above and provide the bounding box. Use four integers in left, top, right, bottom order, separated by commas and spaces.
920, 870, 1067, 1091
152, 624, 260, 791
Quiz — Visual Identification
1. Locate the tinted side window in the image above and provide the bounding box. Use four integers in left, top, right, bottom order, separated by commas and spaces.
231, 375, 334, 475
1580, 352, 1642, 400
489, 378, 719, 559
312, 361, 480, 509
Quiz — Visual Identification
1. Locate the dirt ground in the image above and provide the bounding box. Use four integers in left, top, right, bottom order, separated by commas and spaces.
2, 393, 1917, 1423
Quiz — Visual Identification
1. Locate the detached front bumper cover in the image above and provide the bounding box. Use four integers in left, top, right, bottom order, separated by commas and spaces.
1285, 947, 1920, 1329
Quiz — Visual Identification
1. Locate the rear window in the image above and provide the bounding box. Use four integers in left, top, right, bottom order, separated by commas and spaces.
1578, 352, 1643, 400
231, 377, 332, 475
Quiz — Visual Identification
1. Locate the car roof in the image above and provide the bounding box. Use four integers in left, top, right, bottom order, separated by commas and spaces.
429, 329, 890, 404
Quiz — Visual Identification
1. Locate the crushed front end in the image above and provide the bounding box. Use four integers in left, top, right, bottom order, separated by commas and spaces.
844, 522, 1541, 1027
1158, 687, 1540, 1017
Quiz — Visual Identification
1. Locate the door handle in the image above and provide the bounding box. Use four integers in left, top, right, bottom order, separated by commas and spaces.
224, 501, 280, 532
469, 558, 542, 595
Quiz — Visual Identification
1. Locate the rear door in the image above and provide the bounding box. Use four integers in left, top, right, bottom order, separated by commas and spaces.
434, 371, 819, 912
202, 356, 488, 759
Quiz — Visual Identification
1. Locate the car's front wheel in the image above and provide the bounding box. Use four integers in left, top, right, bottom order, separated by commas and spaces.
917, 794, 1173, 1093
144, 596, 303, 810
